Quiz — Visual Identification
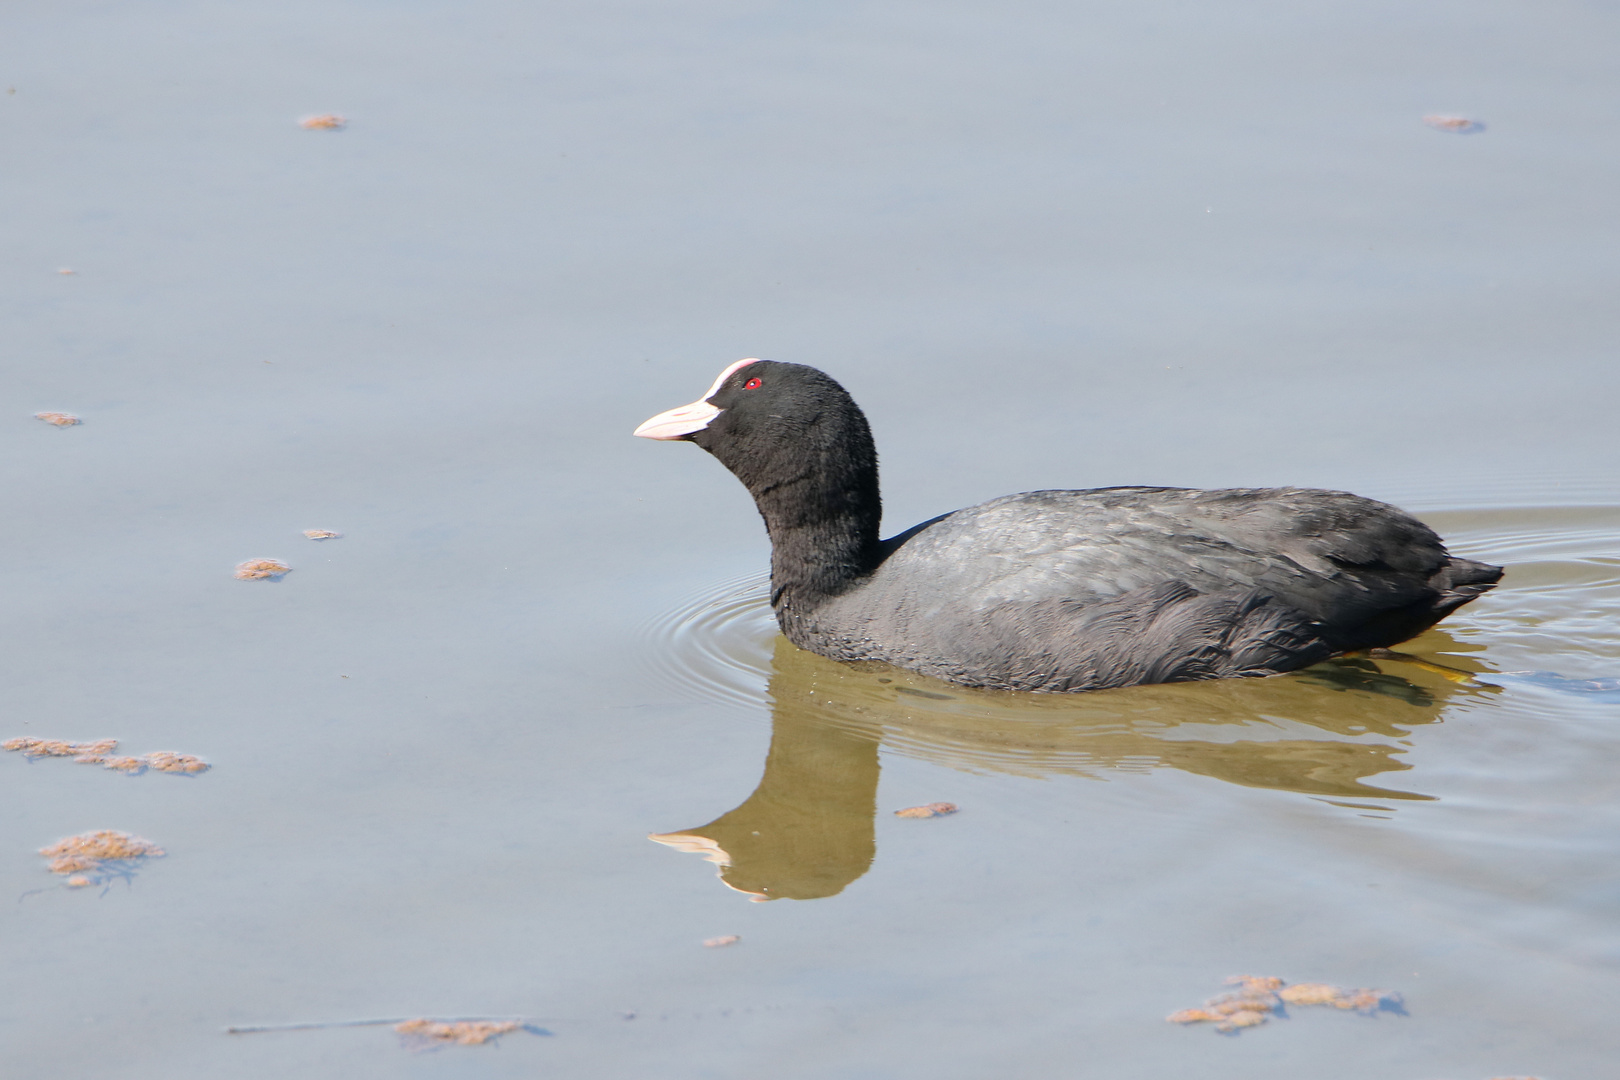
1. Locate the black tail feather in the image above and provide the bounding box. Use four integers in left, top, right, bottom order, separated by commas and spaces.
1430, 556, 1505, 616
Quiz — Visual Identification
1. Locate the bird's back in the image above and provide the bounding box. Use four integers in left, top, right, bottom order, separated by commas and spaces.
797, 487, 1500, 690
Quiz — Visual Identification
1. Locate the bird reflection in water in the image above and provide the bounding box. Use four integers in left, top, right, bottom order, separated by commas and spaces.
651, 631, 1495, 901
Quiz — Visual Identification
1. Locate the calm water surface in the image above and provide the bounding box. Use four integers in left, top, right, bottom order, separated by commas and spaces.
3, 2, 1619, 1078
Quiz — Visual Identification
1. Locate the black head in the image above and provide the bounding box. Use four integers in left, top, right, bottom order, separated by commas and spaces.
635, 359, 883, 587
635, 359, 874, 494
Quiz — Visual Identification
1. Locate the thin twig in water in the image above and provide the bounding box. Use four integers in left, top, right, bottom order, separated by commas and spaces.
226, 1016, 551, 1034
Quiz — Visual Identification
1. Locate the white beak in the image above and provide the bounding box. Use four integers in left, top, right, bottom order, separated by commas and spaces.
633, 398, 720, 440
632, 358, 762, 440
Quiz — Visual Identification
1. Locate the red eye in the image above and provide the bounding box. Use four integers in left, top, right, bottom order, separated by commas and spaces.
743, 377, 762, 390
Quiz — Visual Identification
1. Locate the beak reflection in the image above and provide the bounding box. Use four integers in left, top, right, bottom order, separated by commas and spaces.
649, 702, 879, 902
653, 631, 1493, 901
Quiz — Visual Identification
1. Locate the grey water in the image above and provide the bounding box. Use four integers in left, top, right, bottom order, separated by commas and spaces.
3, 1, 1619, 1077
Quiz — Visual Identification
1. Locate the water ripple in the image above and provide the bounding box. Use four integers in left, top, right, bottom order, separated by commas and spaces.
1425, 505, 1620, 681
638, 570, 774, 713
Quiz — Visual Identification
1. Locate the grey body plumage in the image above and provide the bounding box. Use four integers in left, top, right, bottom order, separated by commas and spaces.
637, 361, 1502, 692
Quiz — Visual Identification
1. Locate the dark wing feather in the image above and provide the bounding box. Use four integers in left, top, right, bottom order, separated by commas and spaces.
809, 486, 1501, 687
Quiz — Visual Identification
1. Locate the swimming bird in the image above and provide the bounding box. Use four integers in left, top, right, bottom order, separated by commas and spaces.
634, 359, 1502, 692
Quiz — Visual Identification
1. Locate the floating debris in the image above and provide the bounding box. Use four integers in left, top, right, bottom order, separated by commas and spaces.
235, 558, 291, 580
5, 738, 209, 776
4, 737, 118, 758
86, 755, 148, 774
144, 750, 210, 774
229, 1015, 545, 1037
894, 802, 958, 819
1168, 975, 1400, 1034
302, 529, 342, 540
1277, 982, 1388, 1010
394, 1019, 522, 1048
1423, 114, 1485, 134
299, 114, 346, 130
56, 267, 76, 275
34, 411, 81, 427
1168, 975, 1282, 1031
703, 935, 740, 948
40, 830, 164, 885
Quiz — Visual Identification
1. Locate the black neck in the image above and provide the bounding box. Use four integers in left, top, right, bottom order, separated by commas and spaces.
754, 471, 883, 622
690, 363, 883, 633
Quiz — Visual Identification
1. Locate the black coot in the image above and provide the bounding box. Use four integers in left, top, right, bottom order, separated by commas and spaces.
635, 359, 1502, 692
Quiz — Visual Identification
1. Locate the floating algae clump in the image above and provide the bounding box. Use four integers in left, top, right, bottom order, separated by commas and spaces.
40, 830, 165, 885
143, 751, 209, 774
1422, 114, 1486, 133
87, 755, 148, 774
235, 558, 291, 580
1277, 982, 1389, 1010
894, 802, 958, 819
1167, 976, 1283, 1031
1168, 975, 1400, 1034
4, 737, 118, 758
72, 751, 211, 775
394, 1020, 521, 1048
6, 738, 209, 776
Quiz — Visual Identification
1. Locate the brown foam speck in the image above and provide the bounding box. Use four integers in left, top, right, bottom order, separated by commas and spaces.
1422, 114, 1485, 133
144, 751, 210, 774
1168, 975, 1399, 1033
34, 411, 81, 426
894, 802, 957, 818
394, 1019, 521, 1048
303, 530, 342, 540
89, 755, 148, 774
235, 558, 291, 580
300, 114, 346, 130
703, 934, 740, 948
